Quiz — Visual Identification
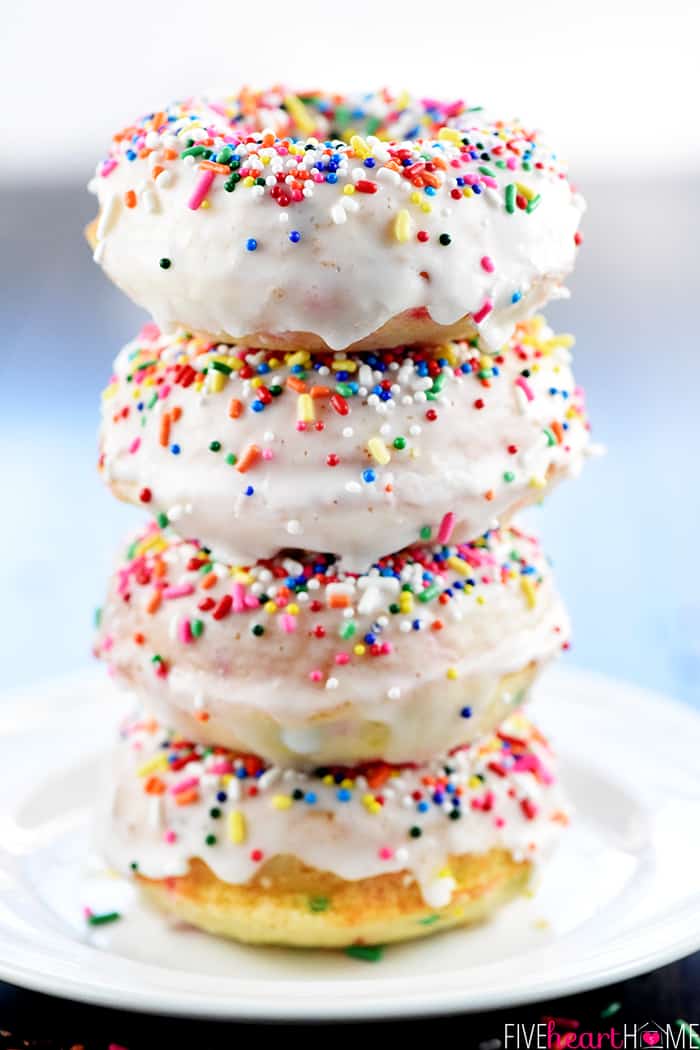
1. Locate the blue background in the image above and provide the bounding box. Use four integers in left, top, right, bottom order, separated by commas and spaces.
1, 178, 698, 705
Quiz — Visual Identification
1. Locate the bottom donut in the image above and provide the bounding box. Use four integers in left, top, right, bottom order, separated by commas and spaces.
98, 712, 569, 948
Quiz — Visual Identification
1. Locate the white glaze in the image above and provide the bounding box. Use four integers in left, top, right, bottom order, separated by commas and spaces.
88, 89, 584, 353
99, 317, 591, 570
95, 524, 570, 765
97, 711, 568, 906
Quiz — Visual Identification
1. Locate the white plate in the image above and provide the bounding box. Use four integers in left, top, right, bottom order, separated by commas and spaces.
0, 666, 698, 1020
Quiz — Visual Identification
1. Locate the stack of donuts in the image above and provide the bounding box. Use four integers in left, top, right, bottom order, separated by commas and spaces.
90, 88, 590, 948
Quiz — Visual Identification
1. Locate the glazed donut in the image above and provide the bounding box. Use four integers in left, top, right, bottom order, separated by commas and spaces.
99, 315, 590, 571
95, 523, 569, 766
87, 88, 584, 354
99, 712, 568, 947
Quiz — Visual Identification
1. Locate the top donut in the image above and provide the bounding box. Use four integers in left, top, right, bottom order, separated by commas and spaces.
88, 87, 585, 354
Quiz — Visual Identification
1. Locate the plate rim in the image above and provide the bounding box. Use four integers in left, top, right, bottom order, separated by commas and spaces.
0, 664, 698, 1020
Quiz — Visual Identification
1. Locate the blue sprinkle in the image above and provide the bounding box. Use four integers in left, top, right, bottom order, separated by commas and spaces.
246, 238, 258, 252
460, 706, 472, 718
336, 788, 352, 802
511, 290, 522, 304
411, 619, 422, 631
170, 443, 181, 455
417, 800, 430, 813
289, 230, 301, 243
244, 485, 254, 496
362, 468, 376, 483
216, 791, 227, 803
304, 792, 317, 805
363, 157, 376, 168
326, 172, 338, 184
235, 767, 247, 779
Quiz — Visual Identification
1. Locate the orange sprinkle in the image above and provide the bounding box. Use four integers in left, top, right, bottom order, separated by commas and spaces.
229, 398, 243, 419
153, 559, 166, 579
124, 190, 137, 208
200, 572, 219, 590
174, 788, 199, 807
551, 420, 564, 444
194, 711, 211, 723
151, 165, 164, 180
146, 590, 162, 614
236, 443, 261, 474
310, 385, 331, 399
162, 148, 177, 160
133, 632, 146, 645
286, 375, 307, 393
199, 160, 232, 175
171, 405, 182, 422
484, 489, 494, 501
159, 412, 171, 447
328, 593, 350, 609
144, 776, 166, 796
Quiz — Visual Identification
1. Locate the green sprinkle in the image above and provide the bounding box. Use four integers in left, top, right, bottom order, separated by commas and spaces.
251, 624, 265, 637
409, 826, 422, 838
269, 384, 283, 397
156, 512, 169, 528
180, 145, 208, 159
191, 619, 204, 638
217, 146, 232, 164
505, 183, 516, 214
340, 621, 357, 640
205, 834, 217, 847
478, 166, 495, 177
224, 173, 241, 192
418, 583, 440, 603
147, 393, 159, 409
199, 562, 214, 574
419, 525, 432, 540
209, 440, 222, 452
430, 373, 446, 393
225, 453, 237, 466
129, 861, 139, 871
389, 602, 400, 614
345, 945, 384, 963
392, 436, 406, 450
94, 607, 102, 628
159, 258, 171, 269
526, 194, 541, 214
87, 911, 121, 927
365, 116, 381, 136
600, 1002, 622, 1019
309, 896, 330, 913
335, 382, 354, 398
209, 807, 221, 819
211, 360, 233, 375
543, 427, 556, 447
503, 471, 515, 483
418, 914, 441, 926
522, 160, 532, 172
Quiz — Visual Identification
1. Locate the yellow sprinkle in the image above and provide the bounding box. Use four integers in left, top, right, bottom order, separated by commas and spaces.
353, 644, 366, 656
476, 595, 486, 606
221, 773, 233, 785
462, 186, 473, 198
529, 476, 547, 490
368, 436, 391, 465
409, 190, 421, 205
286, 603, 300, 615
399, 592, 413, 613
393, 208, 411, 243
446, 668, 458, 680
447, 556, 469, 576
242, 176, 255, 188
264, 600, 278, 614
331, 359, 357, 372
200, 200, 210, 209
515, 181, 535, 201
521, 577, 538, 609
137, 754, 168, 777
135, 534, 167, 557
343, 184, 355, 195
271, 794, 293, 811
420, 202, 432, 213
261, 154, 270, 166
297, 393, 315, 423
349, 134, 371, 159
287, 351, 310, 368
437, 126, 463, 145
101, 383, 118, 401
228, 810, 247, 844
208, 371, 226, 393
468, 775, 482, 789
340, 778, 353, 789
438, 866, 453, 880
251, 376, 265, 389
283, 94, 316, 136
322, 774, 334, 786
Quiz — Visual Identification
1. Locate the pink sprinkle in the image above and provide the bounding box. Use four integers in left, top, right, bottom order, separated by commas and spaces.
334, 651, 350, 665
102, 634, 114, 652
279, 613, 297, 633
83, 906, 93, 919
480, 255, 495, 273
170, 776, 199, 796
309, 669, 323, 683
494, 816, 505, 828
231, 582, 247, 613
188, 169, 216, 211
100, 158, 118, 178
162, 583, 195, 600
437, 511, 455, 544
128, 437, 141, 454
480, 175, 498, 189
262, 448, 274, 461
244, 593, 260, 610
472, 299, 493, 325
159, 384, 172, 399
379, 847, 394, 860
177, 618, 193, 644
506, 156, 517, 170
164, 830, 177, 844
209, 760, 233, 774
515, 375, 535, 402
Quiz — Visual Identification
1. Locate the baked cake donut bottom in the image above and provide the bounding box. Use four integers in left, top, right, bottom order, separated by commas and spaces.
98, 712, 568, 946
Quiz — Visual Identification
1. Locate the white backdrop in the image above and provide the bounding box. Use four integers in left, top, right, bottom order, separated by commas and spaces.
3, 0, 699, 178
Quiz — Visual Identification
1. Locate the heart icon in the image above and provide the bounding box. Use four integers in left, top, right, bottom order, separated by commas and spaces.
643, 1034, 660, 1046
